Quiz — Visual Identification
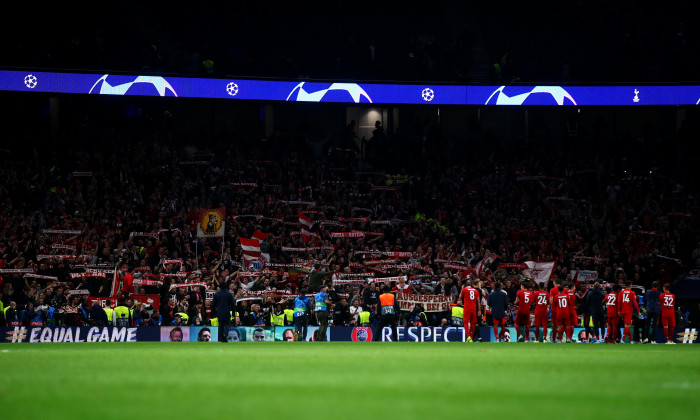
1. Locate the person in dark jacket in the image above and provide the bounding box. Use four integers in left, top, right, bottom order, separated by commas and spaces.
644, 281, 661, 343
488, 282, 509, 342
363, 282, 380, 309
213, 282, 235, 342
308, 265, 333, 291
78, 299, 91, 326
577, 284, 591, 340
90, 303, 108, 326
332, 297, 351, 326
585, 282, 606, 342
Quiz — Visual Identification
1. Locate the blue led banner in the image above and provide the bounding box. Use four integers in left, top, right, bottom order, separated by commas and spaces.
467, 85, 700, 106
2, 70, 699, 105
0, 70, 465, 105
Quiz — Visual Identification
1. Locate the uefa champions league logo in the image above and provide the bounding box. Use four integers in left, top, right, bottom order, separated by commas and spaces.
421, 88, 435, 102
24, 74, 37, 89
226, 82, 239, 96
485, 86, 577, 105
286, 82, 372, 103
88, 74, 178, 96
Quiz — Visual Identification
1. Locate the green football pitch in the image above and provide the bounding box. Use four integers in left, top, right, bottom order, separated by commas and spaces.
1, 342, 698, 420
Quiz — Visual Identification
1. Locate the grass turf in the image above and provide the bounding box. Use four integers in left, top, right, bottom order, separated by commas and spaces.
1, 342, 699, 420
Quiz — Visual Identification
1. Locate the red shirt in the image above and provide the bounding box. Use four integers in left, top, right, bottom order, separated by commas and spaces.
555, 294, 570, 315
516, 289, 533, 314
660, 292, 676, 317
534, 290, 549, 315
550, 287, 560, 309
619, 289, 640, 314
605, 292, 618, 317
392, 283, 411, 294
567, 290, 576, 314
122, 272, 135, 294
462, 287, 479, 312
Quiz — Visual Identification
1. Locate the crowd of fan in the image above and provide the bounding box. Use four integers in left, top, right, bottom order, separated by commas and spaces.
1, 117, 700, 331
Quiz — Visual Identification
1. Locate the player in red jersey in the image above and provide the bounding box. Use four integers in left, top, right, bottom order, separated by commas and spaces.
548, 279, 561, 341
458, 279, 481, 342
514, 281, 534, 342
618, 280, 641, 343
555, 285, 571, 342
605, 284, 621, 343
527, 282, 536, 339
659, 283, 676, 344
533, 282, 550, 342
566, 283, 578, 341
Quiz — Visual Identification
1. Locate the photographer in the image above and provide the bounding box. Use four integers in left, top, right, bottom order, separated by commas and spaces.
410, 304, 428, 327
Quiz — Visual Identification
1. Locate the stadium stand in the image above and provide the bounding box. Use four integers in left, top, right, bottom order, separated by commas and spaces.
0, 96, 698, 334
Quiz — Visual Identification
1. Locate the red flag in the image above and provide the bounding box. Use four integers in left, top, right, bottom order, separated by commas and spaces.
298, 211, 313, 243
475, 253, 501, 276
240, 237, 262, 265
521, 261, 556, 284
252, 230, 270, 242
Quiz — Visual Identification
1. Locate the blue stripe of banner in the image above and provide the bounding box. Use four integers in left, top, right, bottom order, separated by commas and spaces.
2, 70, 700, 105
